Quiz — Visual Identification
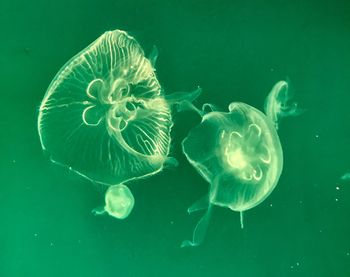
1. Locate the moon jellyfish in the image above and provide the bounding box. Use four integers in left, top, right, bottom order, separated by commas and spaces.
264, 80, 303, 129
93, 184, 135, 219
181, 102, 283, 247
37, 29, 200, 219
38, 29, 173, 184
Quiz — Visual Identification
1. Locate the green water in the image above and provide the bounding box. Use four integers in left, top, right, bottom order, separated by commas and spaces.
2, 0, 350, 276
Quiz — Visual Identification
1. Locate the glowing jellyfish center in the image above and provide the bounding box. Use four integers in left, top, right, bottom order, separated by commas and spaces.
221, 123, 272, 182
82, 72, 147, 133
226, 148, 247, 170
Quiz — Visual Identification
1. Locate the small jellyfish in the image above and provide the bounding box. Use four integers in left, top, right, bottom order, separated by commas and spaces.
264, 80, 303, 129
38, 29, 200, 218
93, 184, 135, 219
181, 102, 283, 247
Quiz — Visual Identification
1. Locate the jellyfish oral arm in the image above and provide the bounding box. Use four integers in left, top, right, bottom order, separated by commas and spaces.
280, 101, 304, 117
148, 45, 159, 68
187, 194, 209, 214
164, 157, 179, 168
181, 205, 213, 248
92, 206, 107, 216
165, 87, 202, 115
165, 87, 202, 105
264, 80, 304, 129
239, 211, 244, 229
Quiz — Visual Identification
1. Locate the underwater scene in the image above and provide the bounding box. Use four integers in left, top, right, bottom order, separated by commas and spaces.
2, 0, 350, 276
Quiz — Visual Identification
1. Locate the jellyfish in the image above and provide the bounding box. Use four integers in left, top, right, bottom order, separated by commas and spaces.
92, 184, 135, 219
264, 80, 303, 129
37, 29, 200, 218
181, 102, 283, 247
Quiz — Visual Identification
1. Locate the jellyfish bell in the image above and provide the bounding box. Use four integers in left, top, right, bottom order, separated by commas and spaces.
264, 80, 304, 130
211, 102, 283, 209
38, 29, 198, 186
92, 184, 135, 219
181, 102, 283, 247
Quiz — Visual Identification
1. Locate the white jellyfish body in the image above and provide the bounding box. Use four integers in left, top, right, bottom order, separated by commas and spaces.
93, 184, 135, 219
181, 102, 283, 247
181, 80, 303, 247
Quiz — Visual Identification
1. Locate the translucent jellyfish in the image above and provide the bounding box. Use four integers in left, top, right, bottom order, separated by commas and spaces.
38, 30, 172, 184
93, 184, 135, 219
37, 29, 200, 218
264, 80, 303, 129
181, 102, 283, 247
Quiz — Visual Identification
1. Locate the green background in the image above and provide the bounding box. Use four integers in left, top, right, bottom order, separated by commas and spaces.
1, 0, 350, 276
